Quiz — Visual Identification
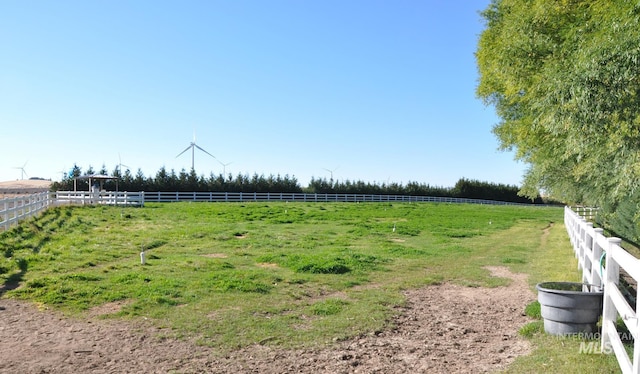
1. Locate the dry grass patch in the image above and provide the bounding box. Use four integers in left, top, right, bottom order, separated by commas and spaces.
256, 262, 279, 269
202, 253, 228, 258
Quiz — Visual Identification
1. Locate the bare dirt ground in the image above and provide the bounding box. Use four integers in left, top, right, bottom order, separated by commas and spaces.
0, 266, 535, 374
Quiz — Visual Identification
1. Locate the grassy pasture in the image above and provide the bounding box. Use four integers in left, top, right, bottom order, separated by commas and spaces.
0, 202, 622, 371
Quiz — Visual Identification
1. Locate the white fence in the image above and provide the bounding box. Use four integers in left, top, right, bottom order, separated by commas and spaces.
0, 192, 54, 231
7, 191, 537, 206
139, 191, 531, 205
0, 191, 144, 231
565, 206, 640, 374
1, 190, 535, 232
54, 191, 145, 206
573, 206, 599, 221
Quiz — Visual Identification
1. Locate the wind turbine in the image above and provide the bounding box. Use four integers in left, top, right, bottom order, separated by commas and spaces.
217, 160, 232, 176
58, 167, 67, 181
117, 154, 130, 175
13, 161, 28, 180
323, 166, 339, 181
176, 133, 217, 170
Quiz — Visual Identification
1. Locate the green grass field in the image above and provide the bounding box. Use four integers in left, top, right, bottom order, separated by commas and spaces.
0, 202, 623, 371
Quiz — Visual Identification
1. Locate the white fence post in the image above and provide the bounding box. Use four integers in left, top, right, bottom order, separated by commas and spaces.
2, 199, 7, 231
592, 228, 605, 291
601, 238, 622, 352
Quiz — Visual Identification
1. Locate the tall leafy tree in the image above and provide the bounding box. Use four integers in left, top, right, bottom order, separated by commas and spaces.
477, 0, 640, 212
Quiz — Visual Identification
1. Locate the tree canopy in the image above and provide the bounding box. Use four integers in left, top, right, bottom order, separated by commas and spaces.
476, 0, 640, 238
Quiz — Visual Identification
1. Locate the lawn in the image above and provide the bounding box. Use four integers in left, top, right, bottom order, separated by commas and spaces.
0, 201, 623, 371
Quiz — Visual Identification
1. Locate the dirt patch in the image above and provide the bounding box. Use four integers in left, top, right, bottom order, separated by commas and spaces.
86, 300, 132, 318
0, 266, 535, 373
256, 262, 279, 268
202, 253, 228, 258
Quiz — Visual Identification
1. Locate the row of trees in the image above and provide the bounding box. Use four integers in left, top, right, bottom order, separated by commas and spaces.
50, 165, 543, 204
476, 1, 640, 240
52, 165, 302, 193
308, 176, 543, 204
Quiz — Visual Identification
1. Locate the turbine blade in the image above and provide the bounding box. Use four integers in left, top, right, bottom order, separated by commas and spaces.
176, 145, 192, 158
195, 144, 216, 159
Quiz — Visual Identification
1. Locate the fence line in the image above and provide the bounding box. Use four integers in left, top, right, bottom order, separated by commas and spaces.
565, 206, 640, 374
54, 191, 145, 206
572, 205, 599, 221
138, 191, 533, 205
0, 192, 54, 231
1, 190, 537, 232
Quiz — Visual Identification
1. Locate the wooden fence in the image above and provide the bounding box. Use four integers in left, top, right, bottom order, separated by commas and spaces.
54, 191, 145, 206
565, 206, 640, 374
0, 192, 54, 231
1, 190, 536, 232
0, 191, 144, 231
573, 206, 599, 221
138, 191, 531, 205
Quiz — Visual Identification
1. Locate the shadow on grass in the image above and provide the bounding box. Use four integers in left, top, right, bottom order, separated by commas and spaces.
0, 207, 70, 297
0, 258, 27, 298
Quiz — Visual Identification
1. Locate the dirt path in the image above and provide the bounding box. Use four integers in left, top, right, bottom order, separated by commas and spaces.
0, 266, 534, 373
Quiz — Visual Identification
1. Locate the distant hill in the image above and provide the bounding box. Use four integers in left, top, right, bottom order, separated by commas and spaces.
0, 179, 52, 196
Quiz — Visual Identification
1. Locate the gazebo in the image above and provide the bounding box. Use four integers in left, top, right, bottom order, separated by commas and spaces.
73, 174, 119, 192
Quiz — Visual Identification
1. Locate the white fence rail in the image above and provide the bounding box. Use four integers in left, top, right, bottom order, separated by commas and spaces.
565, 206, 640, 374
0, 192, 54, 231
0, 191, 144, 231
54, 191, 145, 206
139, 191, 531, 205
573, 206, 599, 221
1, 190, 534, 232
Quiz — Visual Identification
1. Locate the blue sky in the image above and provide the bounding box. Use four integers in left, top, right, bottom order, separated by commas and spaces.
0, 1, 524, 188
